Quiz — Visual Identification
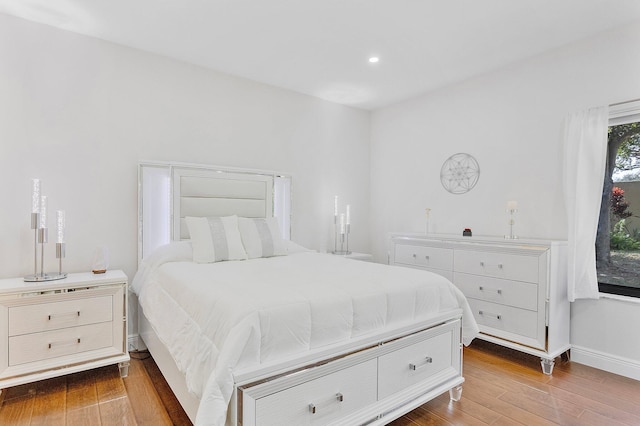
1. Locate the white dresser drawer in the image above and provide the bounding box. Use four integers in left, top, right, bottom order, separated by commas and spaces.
254, 359, 377, 426
394, 244, 453, 271
8, 322, 114, 366
467, 298, 538, 340
9, 295, 113, 336
454, 250, 540, 283
454, 273, 538, 311
378, 330, 452, 400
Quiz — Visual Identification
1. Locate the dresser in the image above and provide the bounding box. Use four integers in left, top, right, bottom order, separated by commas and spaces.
0, 270, 130, 391
389, 233, 569, 374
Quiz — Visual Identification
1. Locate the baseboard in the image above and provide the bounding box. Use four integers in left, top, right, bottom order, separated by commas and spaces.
127, 334, 147, 352
571, 345, 640, 381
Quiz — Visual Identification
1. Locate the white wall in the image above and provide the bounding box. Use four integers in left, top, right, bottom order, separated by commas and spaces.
370, 21, 640, 378
0, 14, 371, 333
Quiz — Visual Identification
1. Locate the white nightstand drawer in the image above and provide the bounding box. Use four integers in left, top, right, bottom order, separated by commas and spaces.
8, 322, 113, 366
454, 250, 540, 283
378, 330, 453, 400
454, 273, 538, 311
394, 244, 453, 271
254, 359, 377, 426
8, 295, 113, 336
467, 298, 538, 339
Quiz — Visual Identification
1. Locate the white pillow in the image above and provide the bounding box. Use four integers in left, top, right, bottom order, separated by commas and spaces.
185, 216, 248, 263
238, 217, 288, 258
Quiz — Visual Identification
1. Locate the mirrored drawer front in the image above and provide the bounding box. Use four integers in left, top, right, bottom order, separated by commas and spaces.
378, 330, 452, 400
454, 273, 538, 311
254, 359, 377, 426
8, 296, 113, 336
8, 322, 113, 366
394, 245, 453, 271
468, 299, 538, 339
454, 250, 540, 283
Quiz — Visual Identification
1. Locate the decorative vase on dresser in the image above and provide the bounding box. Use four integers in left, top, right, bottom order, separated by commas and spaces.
0, 270, 130, 392
389, 233, 569, 374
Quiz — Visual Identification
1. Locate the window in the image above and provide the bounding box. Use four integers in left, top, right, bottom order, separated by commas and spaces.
596, 101, 640, 297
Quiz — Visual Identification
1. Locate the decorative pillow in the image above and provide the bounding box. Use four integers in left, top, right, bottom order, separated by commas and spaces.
238, 217, 288, 258
185, 216, 248, 263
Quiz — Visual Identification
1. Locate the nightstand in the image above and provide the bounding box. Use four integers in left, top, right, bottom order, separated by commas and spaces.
0, 270, 130, 391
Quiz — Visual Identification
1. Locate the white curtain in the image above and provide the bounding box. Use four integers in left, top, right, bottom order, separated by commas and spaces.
563, 106, 609, 301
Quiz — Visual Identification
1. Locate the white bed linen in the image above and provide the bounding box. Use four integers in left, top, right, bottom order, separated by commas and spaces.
132, 244, 478, 426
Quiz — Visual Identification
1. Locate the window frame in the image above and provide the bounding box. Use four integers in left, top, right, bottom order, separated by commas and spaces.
597, 100, 640, 298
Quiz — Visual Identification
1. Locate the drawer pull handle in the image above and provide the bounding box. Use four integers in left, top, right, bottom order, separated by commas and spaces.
48, 338, 81, 349
409, 356, 433, 370
425, 255, 430, 260
309, 393, 344, 414
478, 310, 502, 320
48, 311, 80, 320
479, 262, 504, 270
478, 286, 503, 295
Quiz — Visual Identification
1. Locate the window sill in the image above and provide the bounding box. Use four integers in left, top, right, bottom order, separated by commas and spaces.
598, 282, 640, 300
599, 292, 640, 304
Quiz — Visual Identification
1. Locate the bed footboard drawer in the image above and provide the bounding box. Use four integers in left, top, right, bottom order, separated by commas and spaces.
378, 328, 453, 400
250, 359, 377, 426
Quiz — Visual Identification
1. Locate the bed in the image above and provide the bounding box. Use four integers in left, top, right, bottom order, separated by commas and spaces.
133, 162, 479, 426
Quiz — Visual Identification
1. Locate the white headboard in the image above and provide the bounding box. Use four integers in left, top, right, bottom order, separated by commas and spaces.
138, 161, 291, 263
172, 167, 273, 240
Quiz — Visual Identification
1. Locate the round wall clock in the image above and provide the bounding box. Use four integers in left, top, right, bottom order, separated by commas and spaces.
440, 153, 480, 194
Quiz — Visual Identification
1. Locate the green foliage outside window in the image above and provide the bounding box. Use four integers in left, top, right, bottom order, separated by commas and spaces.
610, 219, 640, 250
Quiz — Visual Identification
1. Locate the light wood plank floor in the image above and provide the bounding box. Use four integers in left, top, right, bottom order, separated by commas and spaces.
1, 340, 639, 425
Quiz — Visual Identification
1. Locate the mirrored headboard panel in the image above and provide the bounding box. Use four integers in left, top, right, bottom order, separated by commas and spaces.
138, 161, 291, 263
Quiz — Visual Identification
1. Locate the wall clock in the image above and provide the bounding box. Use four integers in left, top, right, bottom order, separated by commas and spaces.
440, 153, 480, 194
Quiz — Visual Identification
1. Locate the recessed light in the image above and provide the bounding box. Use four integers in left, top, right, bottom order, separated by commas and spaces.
369, 57, 380, 64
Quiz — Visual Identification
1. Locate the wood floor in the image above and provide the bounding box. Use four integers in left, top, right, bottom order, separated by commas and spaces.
1, 340, 639, 425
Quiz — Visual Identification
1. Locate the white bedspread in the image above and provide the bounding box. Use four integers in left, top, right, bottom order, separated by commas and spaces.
132, 244, 478, 426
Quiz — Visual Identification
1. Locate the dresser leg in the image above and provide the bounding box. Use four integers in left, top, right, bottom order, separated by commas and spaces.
449, 385, 463, 401
119, 361, 130, 378
540, 358, 555, 375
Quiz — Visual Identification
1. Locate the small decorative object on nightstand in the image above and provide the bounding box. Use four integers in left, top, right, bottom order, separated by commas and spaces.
92, 246, 109, 274
0, 270, 130, 391
463, 228, 472, 237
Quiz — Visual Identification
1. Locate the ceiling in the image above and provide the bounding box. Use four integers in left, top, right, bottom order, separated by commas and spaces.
2, 0, 640, 110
